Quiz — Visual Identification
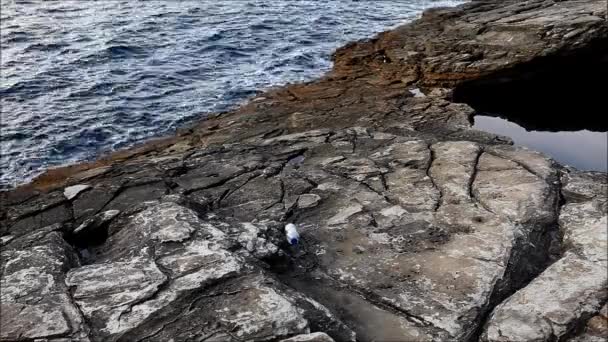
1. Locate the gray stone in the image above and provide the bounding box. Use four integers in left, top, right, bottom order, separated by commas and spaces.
281, 332, 335, 342
66, 259, 169, 336
297, 194, 322, 209
63, 184, 91, 200
1, 230, 87, 341
72, 209, 119, 236
3, 126, 606, 341
61, 201, 353, 341
237, 222, 279, 259
327, 203, 363, 226
483, 253, 607, 342
569, 304, 608, 342
352, 245, 366, 254
482, 169, 608, 342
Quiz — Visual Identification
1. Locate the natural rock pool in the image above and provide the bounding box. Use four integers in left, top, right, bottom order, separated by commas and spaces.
474, 115, 607, 172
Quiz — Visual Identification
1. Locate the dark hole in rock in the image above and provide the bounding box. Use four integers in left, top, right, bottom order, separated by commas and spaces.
69, 225, 108, 249
453, 38, 608, 132
453, 38, 608, 171
65, 211, 118, 256
69, 225, 109, 264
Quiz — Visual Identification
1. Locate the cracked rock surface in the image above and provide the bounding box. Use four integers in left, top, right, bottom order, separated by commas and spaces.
1, 1, 607, 341
483, 171, 607, 342
2, 128, 605, 341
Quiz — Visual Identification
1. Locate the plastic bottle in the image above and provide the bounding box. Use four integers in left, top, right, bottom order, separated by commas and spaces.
285, 223, 300, 245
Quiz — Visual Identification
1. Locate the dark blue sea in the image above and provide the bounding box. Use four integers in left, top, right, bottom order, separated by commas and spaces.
1, 0, 464, 188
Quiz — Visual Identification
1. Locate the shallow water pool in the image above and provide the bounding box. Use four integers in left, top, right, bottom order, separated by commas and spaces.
473, 115, 607, 172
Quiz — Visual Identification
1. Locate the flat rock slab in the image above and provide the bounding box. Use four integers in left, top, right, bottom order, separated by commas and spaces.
483, 169, 608, 342
63, 184, 91, 200
0, 226, 88, 341
1, 126, 606, 341
281, 332, 335, 342
36, 201, 355, 341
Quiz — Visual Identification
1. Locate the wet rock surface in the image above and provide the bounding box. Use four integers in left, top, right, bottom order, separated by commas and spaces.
1, 1, 607, 341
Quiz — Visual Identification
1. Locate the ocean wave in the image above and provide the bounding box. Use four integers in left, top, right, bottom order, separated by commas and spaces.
1, 0, 466, 188
23, 42, 69, 52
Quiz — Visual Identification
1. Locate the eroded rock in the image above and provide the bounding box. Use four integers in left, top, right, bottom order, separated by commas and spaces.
62, 201, 353, 341
63, 184, 91, 201
281, 332, 335, 342
2, 126, 605, 341
482, 169, 607, 342
569, 304, 608, 342
1, 1, 606, 341
1, 226, 87, 341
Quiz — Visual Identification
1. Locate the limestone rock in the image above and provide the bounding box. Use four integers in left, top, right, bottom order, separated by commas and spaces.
1, 1, 606, 341
298, 194, 322, 209
2, 126, 606, 341
281, 332, 335, 342
482, 169, 608, 342
72, 209, 120, 238
569, 304, 608, 342
63, 201, 352, 341
482, 254, 607, 341
63, 184, 91, 200
1, 226, 87, 341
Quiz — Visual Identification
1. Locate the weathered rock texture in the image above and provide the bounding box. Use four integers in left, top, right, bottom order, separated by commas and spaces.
1, 1, 606, 341
483, 170, 608, 341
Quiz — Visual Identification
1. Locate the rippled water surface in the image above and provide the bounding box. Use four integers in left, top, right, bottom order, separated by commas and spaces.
1, 0, 464, 188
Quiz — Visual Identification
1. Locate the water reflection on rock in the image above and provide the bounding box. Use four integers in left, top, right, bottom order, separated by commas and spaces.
474, 115, 607, 172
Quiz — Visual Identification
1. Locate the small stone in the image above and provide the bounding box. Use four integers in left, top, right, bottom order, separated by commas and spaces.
0, 235, 15, 246
73, 210, 120, 236
353, 245, 366, 254
317, 182, 341, 191
288, 155, 306, 167
280, 332, 335, 342
63, 184, 91, 200
380, 205, 407, 217
297, 194, 321, 209
409, 88, 426, 97
587, 315, 608, 336
327, 203, 363, 226
600, 304, 608, 318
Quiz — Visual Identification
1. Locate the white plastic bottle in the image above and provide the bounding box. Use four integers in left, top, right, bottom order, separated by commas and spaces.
285, 223, 300, 245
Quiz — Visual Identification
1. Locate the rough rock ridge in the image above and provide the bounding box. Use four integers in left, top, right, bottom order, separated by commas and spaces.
1, 0, 607, 341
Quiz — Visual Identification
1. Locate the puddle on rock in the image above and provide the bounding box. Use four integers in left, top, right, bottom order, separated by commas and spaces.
474, 115, 607, 172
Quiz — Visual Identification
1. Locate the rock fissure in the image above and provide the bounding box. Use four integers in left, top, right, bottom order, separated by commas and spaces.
426, 145, 443, 212
263, 180, 286, 212
467, 149, 497, 215
96, 185, 128, 213
64, 286, 92, 340
289, 269, 442, 335
9, 199, 70, 226
467, 149, 483, 203
487, 151, 547, 183
182, 169, 251, 195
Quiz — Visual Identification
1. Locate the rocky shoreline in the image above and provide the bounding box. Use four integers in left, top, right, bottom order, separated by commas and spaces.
1, 1, 607, 341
